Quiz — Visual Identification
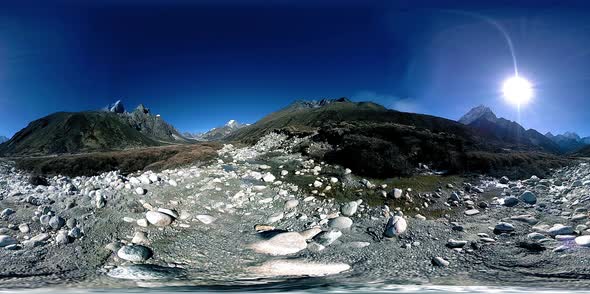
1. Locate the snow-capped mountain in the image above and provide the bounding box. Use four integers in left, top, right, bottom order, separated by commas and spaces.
185, 120, 248, 141
0, 136, 8, 144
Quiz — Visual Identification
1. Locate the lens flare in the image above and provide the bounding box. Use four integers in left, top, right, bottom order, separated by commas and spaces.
502, 76, 533, 106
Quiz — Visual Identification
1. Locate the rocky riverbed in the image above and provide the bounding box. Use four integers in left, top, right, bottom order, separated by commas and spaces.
1, 133, 590, 290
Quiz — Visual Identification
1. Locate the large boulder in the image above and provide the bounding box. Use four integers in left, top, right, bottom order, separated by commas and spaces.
384, 216, 407, 237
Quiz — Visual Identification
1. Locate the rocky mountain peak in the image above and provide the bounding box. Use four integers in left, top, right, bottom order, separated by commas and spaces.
0, 135, 8, 143
226, 120, 239, 128
104, 100, 125, 114
458, 105, 497, 125
290, 97, 351, 110
135, 104, 150, 114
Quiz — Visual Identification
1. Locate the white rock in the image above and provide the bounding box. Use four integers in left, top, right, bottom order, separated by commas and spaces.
263, 173, 276, 183
384, 216, 407, 237
284, 199, 299, 210
328, 216, 353, 230
341, 201, 358, 216
135, 187, 147, 195
196, 214, 216, 224
249, 232, 307, 256
145, 211, 173, 227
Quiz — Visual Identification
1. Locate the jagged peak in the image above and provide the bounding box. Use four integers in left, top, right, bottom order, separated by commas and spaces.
104, 100, 125, 114
135, 104, 150, 114
289, 97, 351, 109
458, 105, 497, 125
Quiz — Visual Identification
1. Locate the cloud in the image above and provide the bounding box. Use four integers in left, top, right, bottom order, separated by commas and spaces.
351, 91, 422, 113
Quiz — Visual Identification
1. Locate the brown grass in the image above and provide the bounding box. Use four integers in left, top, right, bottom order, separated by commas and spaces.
13, 143, 221, 177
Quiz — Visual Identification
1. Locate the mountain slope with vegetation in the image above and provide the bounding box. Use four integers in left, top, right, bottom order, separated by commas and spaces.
228, 99, 567, 178
0, 102, 189, 156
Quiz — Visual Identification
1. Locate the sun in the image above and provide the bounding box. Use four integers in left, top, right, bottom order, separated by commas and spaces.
502, 76, 533, 106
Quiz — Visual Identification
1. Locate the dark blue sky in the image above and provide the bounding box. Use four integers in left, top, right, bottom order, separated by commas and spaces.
2, 0, 590, 136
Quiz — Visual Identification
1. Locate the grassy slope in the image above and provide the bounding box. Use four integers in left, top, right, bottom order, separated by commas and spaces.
0, 111, 162, 156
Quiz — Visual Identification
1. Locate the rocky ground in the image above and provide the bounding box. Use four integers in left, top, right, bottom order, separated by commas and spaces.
1, 132, 590, 290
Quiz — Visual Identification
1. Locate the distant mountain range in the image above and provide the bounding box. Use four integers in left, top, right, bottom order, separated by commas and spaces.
458, 105, 590, 154
0, 136, 8, 144
458, 105, 562, 154
545, 131, 590, 153
184, 120, 248, 141
0, 101, 187, 156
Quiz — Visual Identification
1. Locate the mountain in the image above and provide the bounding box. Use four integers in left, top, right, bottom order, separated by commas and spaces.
458, 105, 561, 154
121, 104, 189, 143
545, 131, 589, 153
0, 102, 188, 156
0, 136, 8, 143
104, 100, 125, 114
228, 98, 566, 178
186, 120, 247, 141
458, 105, 498, 125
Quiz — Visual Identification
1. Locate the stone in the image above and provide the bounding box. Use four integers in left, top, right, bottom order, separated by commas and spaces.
390, 188, 403, 199
18, 223, 30, 233
96, 193, 106, 208
157, 208, 179, 219
494, 222, 515, 233
432, 257, 450, 267
547, 224, 574, 236
68, 227, 82, 239
341, 201, 358, 216
464, 209, 480, 216
49, 216, 65, 230
0, 235, 18, 247
312, 230, 342, 246
500, 176, 510, 184
299, 227, 322, 240
527, 232, 546, 241
145, 211, 173, 227
117, 245, 153, 262
284, 199, 299, 210
262, 173, 276, 183
384, 216, 407, 237
132, 231, 148, 244
169, 180, 178, 187
575, 235, 590, 247
66, 218, 78, 229
249, 232, 307, 256
39, 215, 51, 226
266, 212, 284, 224
196, 214, 216, 224
446, 239, 468, 248
313, 180, 323, 188
1, 208, 15, 218
137, 219, 148, 227
55, 232, 69, 244
105, 241, 123, 252
254, 224, 275, 232
135, 187, 147, 195
519, 191, 537, 204
503, 196, 519, 207
328, 216, 353, 230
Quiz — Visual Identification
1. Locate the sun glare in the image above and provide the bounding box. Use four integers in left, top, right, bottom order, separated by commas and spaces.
502, 76, 533, 106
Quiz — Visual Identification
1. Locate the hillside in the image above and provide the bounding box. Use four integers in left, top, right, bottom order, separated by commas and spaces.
0, 112, 160, 156
228, 99, 566, 178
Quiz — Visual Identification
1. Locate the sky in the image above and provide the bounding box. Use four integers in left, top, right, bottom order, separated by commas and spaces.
2, 0, 590, 136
